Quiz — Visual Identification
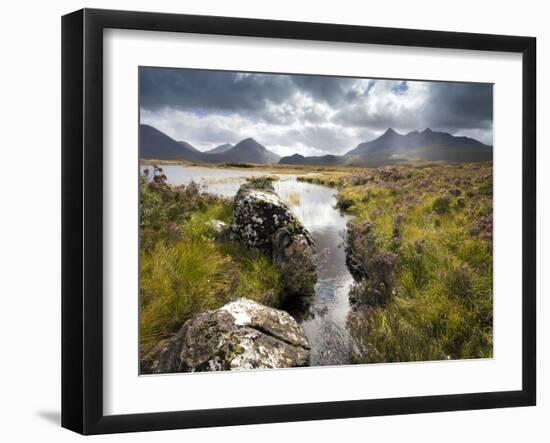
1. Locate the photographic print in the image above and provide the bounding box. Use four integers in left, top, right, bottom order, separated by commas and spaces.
62, 10, 536, 433
138, 67, 493, 374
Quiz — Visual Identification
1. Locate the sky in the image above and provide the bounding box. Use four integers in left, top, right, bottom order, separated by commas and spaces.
139, 67, 493, 157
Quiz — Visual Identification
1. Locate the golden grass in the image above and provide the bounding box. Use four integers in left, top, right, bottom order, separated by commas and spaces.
329, 161, 493, 362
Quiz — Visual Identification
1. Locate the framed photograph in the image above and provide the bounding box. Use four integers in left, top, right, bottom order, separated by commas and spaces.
61, 8, 536, 435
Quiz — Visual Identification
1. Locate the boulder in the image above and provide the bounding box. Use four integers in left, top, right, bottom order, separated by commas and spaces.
141, 298, 310, 373
232, 180, 317, 296
206, 219, 230, 240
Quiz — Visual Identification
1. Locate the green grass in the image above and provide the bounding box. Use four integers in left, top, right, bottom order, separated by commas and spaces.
182, 200, 232, 240
139, 162, 493, 364
334, 162, 493, 363
139, 168, 282, 356
140, 238, 282, 354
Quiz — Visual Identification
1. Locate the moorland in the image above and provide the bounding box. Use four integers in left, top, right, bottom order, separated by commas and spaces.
139, 158, 493, 371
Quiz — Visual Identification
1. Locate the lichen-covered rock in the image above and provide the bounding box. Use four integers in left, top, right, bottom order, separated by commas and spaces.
232, 180, 317, 296
232, 181, 313, 251
141, 298, 310, 373
206, 219, 230, 240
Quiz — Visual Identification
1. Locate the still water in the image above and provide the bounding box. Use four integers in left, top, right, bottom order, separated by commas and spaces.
141, 165, 354, 366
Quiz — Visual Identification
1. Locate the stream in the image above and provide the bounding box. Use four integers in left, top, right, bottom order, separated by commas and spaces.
142, 165, 354, 367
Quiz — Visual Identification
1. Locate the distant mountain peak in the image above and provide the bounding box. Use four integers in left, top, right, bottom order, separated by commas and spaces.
206, 143, 233, 154
344, 126, 492, 163
217, 137, 280, 163
140, 124, 203, 161
234, 138, 267, 152
140, 125, 279, 164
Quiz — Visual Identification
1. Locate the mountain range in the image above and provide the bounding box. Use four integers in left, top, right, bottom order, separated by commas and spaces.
140, 124, 492, 167
280, 128, 492, 166
140, 124, 280, 164
279, 153, 343, 166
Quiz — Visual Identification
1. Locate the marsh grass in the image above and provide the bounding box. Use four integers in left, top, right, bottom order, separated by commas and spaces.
139, 161, 493, 364
139, 167, 282, 355
338, 162, 493, 362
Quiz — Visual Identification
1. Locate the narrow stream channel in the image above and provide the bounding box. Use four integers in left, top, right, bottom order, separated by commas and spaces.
142, 165, 354, 367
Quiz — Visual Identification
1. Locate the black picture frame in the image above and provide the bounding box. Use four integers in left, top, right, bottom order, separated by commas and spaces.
61, 8, 537, 435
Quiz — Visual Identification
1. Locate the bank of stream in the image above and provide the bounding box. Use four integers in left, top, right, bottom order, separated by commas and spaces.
142, 164, 354, 367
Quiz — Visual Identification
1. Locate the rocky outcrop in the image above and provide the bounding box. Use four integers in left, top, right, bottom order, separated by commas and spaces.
141, 298, 310, 373
232, 180, 317, 296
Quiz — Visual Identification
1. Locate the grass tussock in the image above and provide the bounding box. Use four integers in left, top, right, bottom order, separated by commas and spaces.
337, 162, 493, 363
139, 161, 493, 364
139, 166, 282, 355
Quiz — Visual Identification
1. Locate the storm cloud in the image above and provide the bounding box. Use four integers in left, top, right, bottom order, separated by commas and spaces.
139, 67, 493, 155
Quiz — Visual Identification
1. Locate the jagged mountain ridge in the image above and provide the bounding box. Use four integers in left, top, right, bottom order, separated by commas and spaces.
279, 128, 492, 166
347, 128, 491, 156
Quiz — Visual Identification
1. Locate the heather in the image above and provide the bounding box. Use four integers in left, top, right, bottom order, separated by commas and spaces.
301, 161, 493, 362
139, 166, 282, 355
140, 161, 494, 364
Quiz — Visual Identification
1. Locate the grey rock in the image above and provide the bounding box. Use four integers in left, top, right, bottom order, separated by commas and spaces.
206, 219, 230, 239
141, 298, 310, 373
232, 180, 317, 296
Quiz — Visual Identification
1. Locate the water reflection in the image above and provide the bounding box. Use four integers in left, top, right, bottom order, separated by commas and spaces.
141, 164, 353, 366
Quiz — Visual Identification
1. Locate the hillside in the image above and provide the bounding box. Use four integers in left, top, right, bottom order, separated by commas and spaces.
206, 143, 233, 154
177, 140, 200, 153
140, 124, 203, 161
139, 125, 280, 164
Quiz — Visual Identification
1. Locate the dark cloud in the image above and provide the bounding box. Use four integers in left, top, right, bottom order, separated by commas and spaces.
140, 68, 294, 114
333, 81, 493, 141
289, 75, 360, 106
333, 102, 422, 132
140, 67, 494, 154
425, 82, 493, 131
140, 69, 362, 122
